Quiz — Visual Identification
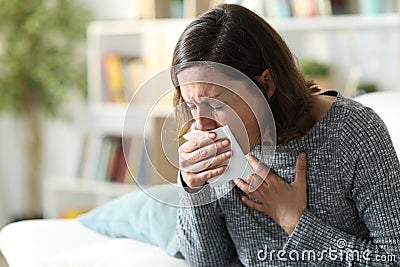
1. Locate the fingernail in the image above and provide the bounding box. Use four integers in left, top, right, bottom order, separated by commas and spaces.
225, 151, 232, 157
299, 152, 306, 162
208, 132, 216, 139
245, 154, 252, 159
219, 166, 228, 175
222, 139, 229, 146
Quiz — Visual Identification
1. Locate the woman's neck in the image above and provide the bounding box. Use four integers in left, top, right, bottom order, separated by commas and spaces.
297, 94, 335, 134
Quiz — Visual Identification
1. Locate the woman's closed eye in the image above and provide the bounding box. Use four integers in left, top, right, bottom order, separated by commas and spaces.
185, 102, 196, 110
207, 99, 226, 111
185, 100, 225, 112
209, 103, 224, 110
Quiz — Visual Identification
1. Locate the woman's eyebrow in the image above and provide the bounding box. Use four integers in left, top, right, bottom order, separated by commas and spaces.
184, 92, 222, 101
209, 93, 223, 99
184, 100, 194, 104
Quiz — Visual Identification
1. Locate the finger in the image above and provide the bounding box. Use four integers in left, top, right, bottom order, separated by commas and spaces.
203, 149, 232, 170
179, 132, 216, 153
248, 173, 265, 193
240, 195, 264, 213
235, 177, 263, 200
181, 149, 232, 173
182, 165, 226, 188
185, 141, 218, 163
179, 137, 217, 166
215, 138, 230, 153
181, 171, 206, 188
241, 173, 264, 193
193, 138, 230, 163
197, 165, 228, 183
246, 154, 269, 178
294, 152, 307, 190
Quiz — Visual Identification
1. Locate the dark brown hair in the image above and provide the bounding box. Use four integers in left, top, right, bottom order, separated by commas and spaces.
171, 4, 319, 144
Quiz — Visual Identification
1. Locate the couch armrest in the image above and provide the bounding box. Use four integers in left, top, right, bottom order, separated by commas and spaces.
354, 91, 400, 157
0, 219, 109, 267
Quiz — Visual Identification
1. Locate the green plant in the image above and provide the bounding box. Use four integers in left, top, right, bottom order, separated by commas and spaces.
356, 81, 379, 96
0, 0, 91, 216
300, 60, 332, 77
357, 82, 378, 93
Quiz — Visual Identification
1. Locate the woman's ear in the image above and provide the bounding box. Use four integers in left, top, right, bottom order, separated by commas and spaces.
257, 69, 276, 99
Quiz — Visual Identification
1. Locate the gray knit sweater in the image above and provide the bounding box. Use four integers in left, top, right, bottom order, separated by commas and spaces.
177, 92, 400, 266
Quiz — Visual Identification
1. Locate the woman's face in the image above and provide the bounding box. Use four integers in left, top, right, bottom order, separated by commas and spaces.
177, 69, 264, 153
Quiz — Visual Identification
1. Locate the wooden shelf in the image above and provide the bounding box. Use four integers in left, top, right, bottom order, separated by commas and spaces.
42, 178, 139, 218
45, 178, 138, 196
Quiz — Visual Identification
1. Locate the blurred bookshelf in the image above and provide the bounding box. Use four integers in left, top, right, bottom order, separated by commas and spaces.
43, 0, 400, 218
43, 178, 139, 218
43, 19, 185, 219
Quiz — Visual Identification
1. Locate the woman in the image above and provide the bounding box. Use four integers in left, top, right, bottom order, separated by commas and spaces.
172, 4, 400, 266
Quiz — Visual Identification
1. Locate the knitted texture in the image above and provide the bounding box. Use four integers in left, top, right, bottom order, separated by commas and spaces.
177, 92, 400, 266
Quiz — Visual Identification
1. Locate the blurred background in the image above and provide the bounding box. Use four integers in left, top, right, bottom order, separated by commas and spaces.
0, 0, 399, 229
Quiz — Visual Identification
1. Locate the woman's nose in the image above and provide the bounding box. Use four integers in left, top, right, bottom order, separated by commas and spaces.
196, 116, 217, 131
194, 106, 218, 131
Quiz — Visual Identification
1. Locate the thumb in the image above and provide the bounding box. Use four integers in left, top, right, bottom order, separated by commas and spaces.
294, 152, 307, 189
246, 154, 268, 178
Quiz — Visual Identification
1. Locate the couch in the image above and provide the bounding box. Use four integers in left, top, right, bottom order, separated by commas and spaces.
0, 91, 399, 267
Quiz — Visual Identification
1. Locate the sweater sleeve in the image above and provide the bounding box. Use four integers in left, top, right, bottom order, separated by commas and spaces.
284, 108, 400, 266
176, 172, 237, 266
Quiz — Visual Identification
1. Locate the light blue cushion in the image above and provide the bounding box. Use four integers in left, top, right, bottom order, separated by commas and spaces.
77, 184, 180, 257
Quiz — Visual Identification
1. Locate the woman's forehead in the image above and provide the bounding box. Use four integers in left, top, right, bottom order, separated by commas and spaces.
178, 73, 247, 99
180, 82, 224, 98
177, 66, 244, 89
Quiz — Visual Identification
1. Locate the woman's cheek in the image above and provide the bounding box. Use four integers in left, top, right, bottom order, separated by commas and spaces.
216, 109, 251, 153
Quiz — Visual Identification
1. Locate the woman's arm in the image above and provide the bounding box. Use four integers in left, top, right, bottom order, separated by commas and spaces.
284, 109, 400, 266
176, 129, 238, 265
177, 181, 237, 266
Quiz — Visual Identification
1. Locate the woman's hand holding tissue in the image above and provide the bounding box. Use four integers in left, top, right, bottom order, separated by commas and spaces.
178, 131, 232, 188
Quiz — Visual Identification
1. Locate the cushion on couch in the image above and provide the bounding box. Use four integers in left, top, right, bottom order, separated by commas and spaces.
77, 183, 181, 258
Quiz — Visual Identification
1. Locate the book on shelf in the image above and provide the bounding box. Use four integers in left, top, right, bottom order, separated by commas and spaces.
330, 0, 354, 14
77, 134, 103, 180
96, 135, 119, 182
78, 134, 148, 184
102, 53, 146, 103
106, 136, 124, 182
292, 0, 318, 17
102, 54, 125, 102
121, 57, 147, 103
316, 0, 332, 16
123, 136, 147, 184
128, 138, 151, 185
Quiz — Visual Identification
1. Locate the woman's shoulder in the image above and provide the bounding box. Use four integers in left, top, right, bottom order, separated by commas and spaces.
333, 91, 368, 113
333, 92, 391, 141
331, 91, 382, 124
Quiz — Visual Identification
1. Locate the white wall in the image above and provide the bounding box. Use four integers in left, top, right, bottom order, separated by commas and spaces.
0, 116, 26, 225
0, 93, 87, 225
